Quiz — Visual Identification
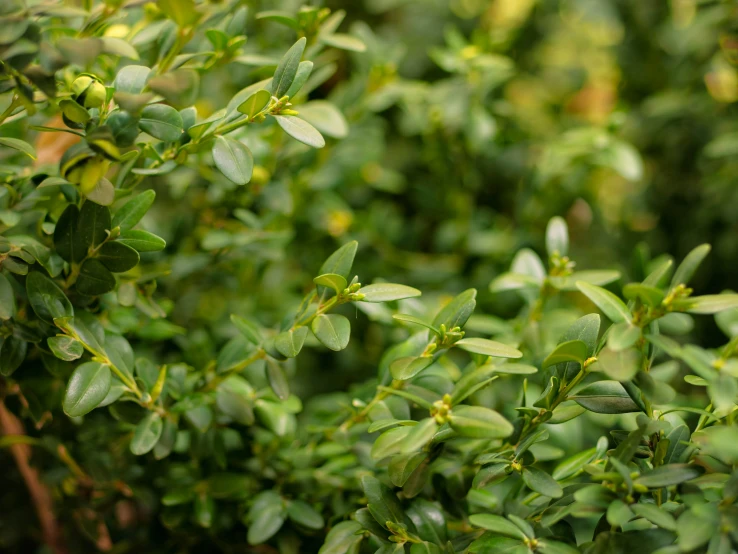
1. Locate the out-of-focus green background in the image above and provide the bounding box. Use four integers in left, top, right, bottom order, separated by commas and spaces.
133, 0, 738, 397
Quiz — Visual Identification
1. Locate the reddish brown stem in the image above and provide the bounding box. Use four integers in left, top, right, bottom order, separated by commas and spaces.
0, 400, 67, 554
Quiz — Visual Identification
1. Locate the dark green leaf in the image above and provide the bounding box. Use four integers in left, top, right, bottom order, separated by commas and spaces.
112, 190, 155, 231
76, 259, 116, 296
26, 271, 73, 321
572, 381, 641, 414
97, 241, 139, 273
634, 464, 704, 488
468, 514, 525, 539
139, 104, 183, 141
62, 362, 111, 417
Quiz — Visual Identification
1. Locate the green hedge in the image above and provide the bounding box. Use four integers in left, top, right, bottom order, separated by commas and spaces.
1, 1, 738, 553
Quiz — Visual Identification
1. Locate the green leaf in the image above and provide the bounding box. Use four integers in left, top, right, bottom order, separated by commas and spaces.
85, 177, 115, 206
112, 190, 155, 231
623, 283, 665, 307
26, 271, 73, 322
0, 137, 36, 159
546, 216, 568, 256
76, 259, 116, 296
572, 381, 641, 414
266, 359, 290, 400
78, 200, 111, 252
542, 339, 589, 368
634, 464, 704, 488
97, 241, 139, 273
555, 314, 601, 381
469, 514, 525, 539
432, 288, 477, 330
59, 99, 90, 124
54, 205, 82, 263
595, 346, 639, 381
401, 418, 438, 454
671, 244, 710, 287
256, 10, 299, 29
158, 0, 200, 26
139, 104, 183, 142
320, 33, 367, 52
576, 281, 631, 323
361, 474, 408, 530
313, 273, 348, 293
536, 540, 580, 554
274, 327, 308, 358
101, 36, 139, 59
392, 314, 440, 334
549, 270, 621, 291
247, 501, 285, 545
62, 362, 112, 417
298, 101, 349, 139
284, 61, 313, 99
389, 452, 427, 488
607, 322, 641, 352
147, 69, 199, 108
0, 336, 26, 377
216, 376, 255, 425
48, 336, 83, 361
358, 283, 421, 303
130, 412, 163, 455
448, 405, 513, 439
271, 37, 306, 98
522, 466, 562, 498
311, 314, 350, 351
318, 521, 363, 554
230, 315, 262, 345
212, 135, 253, 185
676, 294, 738, 314
0, 273, 15, 320
552, 447, 598, 480
273, 115, 325, 148
236, 89, 271, 118
117, 229, 166, 252
390, 356, 434, 380
631, 503, 677, 531
371, 425, 412, 460
114, 65, 151, 94
455, 337, 522, 359
287, 500, 324, 530
320, 241, 357, 279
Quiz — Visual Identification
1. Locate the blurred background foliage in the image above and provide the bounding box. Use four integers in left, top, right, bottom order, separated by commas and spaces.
2, 0, 738, 552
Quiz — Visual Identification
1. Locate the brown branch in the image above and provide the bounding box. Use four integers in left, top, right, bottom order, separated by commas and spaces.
0, 399, 68, 554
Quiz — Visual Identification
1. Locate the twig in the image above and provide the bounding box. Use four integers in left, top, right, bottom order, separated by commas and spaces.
0, 400, 67, 554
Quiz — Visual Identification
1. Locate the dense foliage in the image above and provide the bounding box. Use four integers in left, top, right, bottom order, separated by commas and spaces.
2, 1, 738, 553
